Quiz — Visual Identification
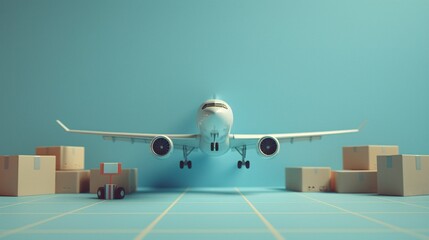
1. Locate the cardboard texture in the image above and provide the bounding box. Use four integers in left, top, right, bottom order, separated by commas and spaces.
90, 168, 137, 194
36, 146, 84, 170
0, 155, 55, 196
56, 170, 90, 193
377, 155, 429, 196
343, 145, 399, 170
285, 167, 331, 192
334, 170, 377, 193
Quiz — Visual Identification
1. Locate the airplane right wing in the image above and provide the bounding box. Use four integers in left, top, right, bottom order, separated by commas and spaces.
230, 128, 359, 149
228, 122, 364, 160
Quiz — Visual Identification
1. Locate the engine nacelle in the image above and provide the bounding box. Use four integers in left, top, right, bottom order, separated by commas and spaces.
150, 136, 173, 159
257, 136, 280, 158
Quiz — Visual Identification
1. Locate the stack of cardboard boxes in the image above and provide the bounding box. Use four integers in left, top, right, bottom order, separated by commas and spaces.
36, 146, 89, 193
1, 145, 138, 197
332, 145, 398, 193
285, 145, 400, 193
285, 145, 429, 197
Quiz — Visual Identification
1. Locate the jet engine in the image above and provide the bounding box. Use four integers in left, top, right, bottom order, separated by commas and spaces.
150, 136, 173, 159
257, 136, 280, 158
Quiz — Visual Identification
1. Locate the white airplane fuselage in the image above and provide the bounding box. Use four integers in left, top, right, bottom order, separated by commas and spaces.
197, 100, 233, 156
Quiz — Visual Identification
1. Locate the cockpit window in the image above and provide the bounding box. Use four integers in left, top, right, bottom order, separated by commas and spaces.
202, 103, 228, 110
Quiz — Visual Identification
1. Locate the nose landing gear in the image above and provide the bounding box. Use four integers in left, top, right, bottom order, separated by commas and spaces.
210, 133, 219, 152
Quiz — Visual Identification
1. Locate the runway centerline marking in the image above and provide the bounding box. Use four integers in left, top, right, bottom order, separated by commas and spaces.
235, 188, 285, 240
134, 188, 188, 240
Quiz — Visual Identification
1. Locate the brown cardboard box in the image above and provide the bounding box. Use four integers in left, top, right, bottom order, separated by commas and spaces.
0, 155, 55, 196
377, 155, 429, 196
286, 167, 331, 192
36, 146, 84, 170
334, 170, 377, 193
56, 170, 90, 193
90, 168, 137, 194
343, 145, 399, 170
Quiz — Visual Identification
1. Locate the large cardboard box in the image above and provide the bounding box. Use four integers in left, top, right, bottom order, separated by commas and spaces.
0, 155, 55, 196
377, 155, 429, 196
90, 168, 137, 194
333, 170, 377, 193
285, 167, 331, 192
56, 170, 90, 193
36, 146, 84, 170
343, 145, 399, 170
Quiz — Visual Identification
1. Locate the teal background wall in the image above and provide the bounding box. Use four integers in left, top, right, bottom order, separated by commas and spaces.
1, 0, 428, 187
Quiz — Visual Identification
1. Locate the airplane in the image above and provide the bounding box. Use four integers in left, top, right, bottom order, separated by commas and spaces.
56, 99, 360, 169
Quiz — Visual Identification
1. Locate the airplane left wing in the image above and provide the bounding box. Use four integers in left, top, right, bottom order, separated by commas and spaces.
230, 127, 360, 149
56, 120, 200, 148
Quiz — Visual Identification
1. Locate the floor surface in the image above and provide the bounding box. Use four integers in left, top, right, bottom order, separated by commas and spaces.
0, 188, 428, 240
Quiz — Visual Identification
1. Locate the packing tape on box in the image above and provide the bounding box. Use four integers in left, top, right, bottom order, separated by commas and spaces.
34, 156, 41, 170
3, 156, 9, 170
101, 163, 122, 175
416, 156, 422, 171
386, 156, 393, 169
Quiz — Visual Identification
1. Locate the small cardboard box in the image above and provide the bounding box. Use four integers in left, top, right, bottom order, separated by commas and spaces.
36, 146, 84, 170
333, 170, 377, 193
377, 155, 429, 196
343, 145, 399, 170
56, 170, 90, 193
286, 167, 331, 192
90, 168, 137, 194
0, 155, 55, 196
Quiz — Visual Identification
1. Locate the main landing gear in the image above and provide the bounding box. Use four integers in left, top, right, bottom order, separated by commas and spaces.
180, 146, 195, 169
236, 145, 250, 169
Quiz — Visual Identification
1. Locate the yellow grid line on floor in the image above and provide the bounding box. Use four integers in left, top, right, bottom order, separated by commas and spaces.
300, 193, 429, 240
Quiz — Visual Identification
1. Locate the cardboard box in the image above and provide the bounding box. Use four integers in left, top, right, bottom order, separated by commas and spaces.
333, 170, 377, 193
90, 168, 137, 194
285, 167, 331, 192
377, 155, 429, 196
0, 155, 55, 196
36, 146, 84, 170
343, 145, 399, 170
56, 170, 90, 193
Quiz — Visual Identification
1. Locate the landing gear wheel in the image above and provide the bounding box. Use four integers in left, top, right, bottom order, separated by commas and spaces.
97, 187, 105, 199
179, 161, 184, 169
237, 161, 242, 169
114, 187, 126, 199
187, 161, 192, 169
215, 143, 219, 151
245, 161, 250, 169
210, 143, 214, 151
